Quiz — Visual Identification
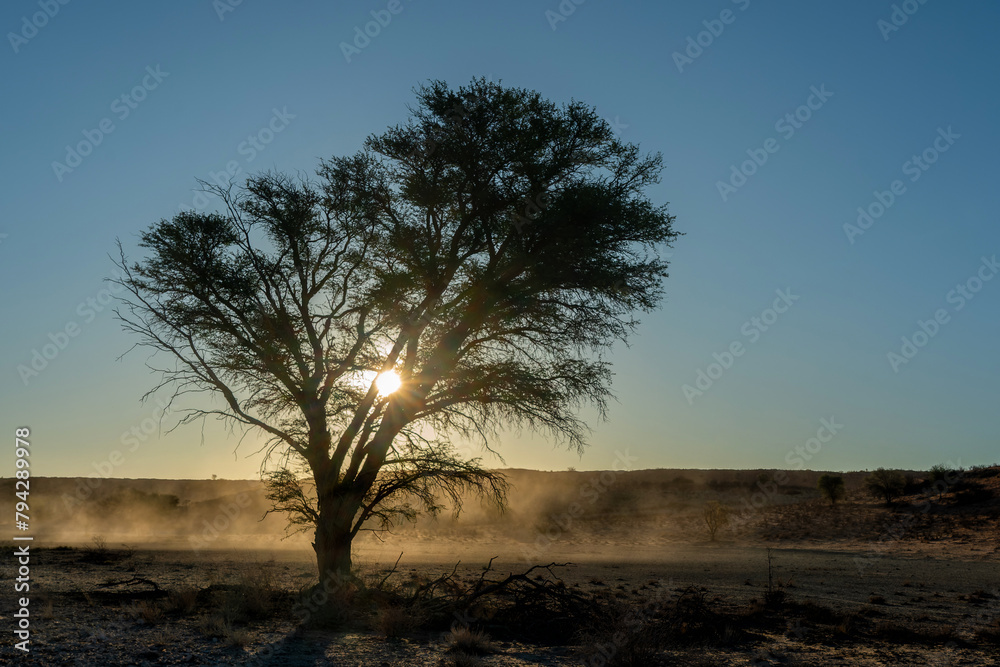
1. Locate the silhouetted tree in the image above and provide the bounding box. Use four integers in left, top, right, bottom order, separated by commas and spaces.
817, 473, 845, 506
927, 464, 959, 500
864, 468, 906, 506
703, 501, 729, 540
113, 78, 678, 582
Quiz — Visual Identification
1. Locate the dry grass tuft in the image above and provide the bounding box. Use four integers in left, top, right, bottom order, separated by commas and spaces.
213, 557, 282, 624
374, 605, 416, 637
224, 625, 252, 648
132, 600, 164, 625
197, 613, 230, 638
165, 587, 200, 615
445, 625, 496, 655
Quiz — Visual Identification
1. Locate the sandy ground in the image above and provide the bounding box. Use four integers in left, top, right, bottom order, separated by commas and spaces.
2, 540, 998, 666
3, 469, 997, 664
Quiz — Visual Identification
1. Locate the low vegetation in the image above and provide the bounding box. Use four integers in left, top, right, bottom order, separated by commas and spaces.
864, 468, 907, 506
703, 501, 730, 541
817, 474, 845, 506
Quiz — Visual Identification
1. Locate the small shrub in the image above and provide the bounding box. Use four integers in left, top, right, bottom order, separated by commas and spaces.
197, 613, 230, 638
577, 596, 671, 666
165, 587, 200, 615
198, 614, 254, 648
217, 558, 281, 623
374, 605, 416, 637
149, 625, 180, 648
224, 626, 252, 649
703, 501, 729, 541
133, 600, 164, 625
835, 613, 859, 637
445, 625, 495, 655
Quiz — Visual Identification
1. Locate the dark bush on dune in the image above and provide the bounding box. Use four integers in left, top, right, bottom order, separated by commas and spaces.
817, 474, 846, 506
952, 481, 995, 506
864, 468, 907, 506
97, 488, 182, 514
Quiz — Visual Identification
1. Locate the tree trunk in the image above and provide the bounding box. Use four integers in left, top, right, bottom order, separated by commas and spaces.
313, 525, 353, 583
312, 493, 357, 584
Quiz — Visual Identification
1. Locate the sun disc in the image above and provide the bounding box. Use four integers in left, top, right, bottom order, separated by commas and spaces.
375, 371, 402, 395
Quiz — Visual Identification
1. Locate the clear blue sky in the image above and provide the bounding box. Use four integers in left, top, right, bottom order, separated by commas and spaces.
2, 0, 998, 479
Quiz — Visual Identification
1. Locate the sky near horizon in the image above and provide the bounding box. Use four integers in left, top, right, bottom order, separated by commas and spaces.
1, 1, 998, 480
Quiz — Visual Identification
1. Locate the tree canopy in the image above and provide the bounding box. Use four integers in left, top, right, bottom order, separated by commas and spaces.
113, 78, 679, 577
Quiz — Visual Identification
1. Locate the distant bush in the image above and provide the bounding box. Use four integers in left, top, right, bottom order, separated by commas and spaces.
922, 463, 967, 499
817, 474, 845, 506
703, 501, 729, 541
671, 476, 694, 491
928, 464, 956, 483
707, 479, 741, 492
902, 473, 923, 495
864, 468, 906, 506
